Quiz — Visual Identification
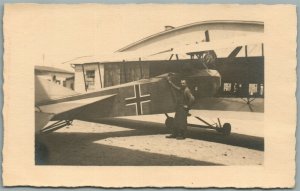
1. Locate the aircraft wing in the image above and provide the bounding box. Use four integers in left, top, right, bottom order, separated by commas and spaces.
147, 34, 264, 58
61, 32, 264, 64
176, 35, 263, 54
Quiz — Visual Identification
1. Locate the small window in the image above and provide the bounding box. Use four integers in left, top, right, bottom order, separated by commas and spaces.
233, 83, 238, 93
249, 84, 258, 96
223, 83, 231, 92
259, 84, 264, 96
85, 70, 95, 90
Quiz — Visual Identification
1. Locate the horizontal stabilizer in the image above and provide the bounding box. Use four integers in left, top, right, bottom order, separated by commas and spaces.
38, 94, 116, 115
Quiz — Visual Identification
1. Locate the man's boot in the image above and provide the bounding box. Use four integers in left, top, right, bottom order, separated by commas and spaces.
166, 134, 177, 139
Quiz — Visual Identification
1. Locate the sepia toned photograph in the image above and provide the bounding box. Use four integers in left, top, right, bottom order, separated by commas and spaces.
35, 19, 264, 166
3, 4, 296, 188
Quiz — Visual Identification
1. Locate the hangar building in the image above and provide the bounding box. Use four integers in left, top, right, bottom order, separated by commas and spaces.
35, 65, 75, 90
68, 20, 264, 96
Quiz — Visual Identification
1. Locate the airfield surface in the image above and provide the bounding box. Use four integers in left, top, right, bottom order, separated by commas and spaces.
36, 110, 264, 166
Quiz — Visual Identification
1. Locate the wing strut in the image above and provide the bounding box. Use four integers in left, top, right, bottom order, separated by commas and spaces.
228, 46, 243, 58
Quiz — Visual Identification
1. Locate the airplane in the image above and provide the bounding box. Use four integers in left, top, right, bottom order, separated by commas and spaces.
35, 67, 231, 136
35, 31, 264, 137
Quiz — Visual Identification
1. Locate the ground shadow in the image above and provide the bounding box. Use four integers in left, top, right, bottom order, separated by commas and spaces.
36, 130, 221, 166
36, 117, 263, 165
91, 118, 264, 151
37, 140, 221, 166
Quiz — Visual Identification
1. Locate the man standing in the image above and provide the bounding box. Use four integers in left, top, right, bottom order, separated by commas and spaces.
166, 75, 195, 140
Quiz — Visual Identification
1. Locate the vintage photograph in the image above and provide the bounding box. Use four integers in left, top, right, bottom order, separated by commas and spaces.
34, 9, 264, 166
3, 4, 296, 187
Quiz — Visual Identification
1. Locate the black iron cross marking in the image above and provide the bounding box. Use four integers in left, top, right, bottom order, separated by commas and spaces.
125, 84, 151, 115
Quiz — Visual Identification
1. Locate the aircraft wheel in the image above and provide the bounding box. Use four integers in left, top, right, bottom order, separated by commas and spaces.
222, 123, 231, 136
165, 117, 174, 129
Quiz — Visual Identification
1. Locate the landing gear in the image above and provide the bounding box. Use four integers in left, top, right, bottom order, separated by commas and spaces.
164, 113, 174, 129
217, 123, 231, 136
164, 113, 231, 135
192, 116, 231, 135
165, 117, 174, 129
241, 97, 256, 112
222, 123, 231, 135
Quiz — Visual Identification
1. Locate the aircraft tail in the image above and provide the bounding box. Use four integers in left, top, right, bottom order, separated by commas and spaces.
35, 76, 79, 133
35, 110, 55, 134
35, 76, 118, 133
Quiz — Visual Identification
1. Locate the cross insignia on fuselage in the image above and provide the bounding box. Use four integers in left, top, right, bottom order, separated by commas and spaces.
125, 84, 151, 115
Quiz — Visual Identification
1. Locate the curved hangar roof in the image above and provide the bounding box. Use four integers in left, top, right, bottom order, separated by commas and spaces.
116, 20, 264, 52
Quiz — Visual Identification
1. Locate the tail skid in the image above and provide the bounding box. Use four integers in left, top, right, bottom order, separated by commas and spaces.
41, 120, 73, 134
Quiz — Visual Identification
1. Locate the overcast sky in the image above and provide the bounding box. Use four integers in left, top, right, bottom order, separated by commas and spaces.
4, 4, 264, 71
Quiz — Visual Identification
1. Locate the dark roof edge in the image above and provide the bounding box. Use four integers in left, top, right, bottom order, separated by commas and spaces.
116, 20, 264, 52
35, 65, 74, 74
